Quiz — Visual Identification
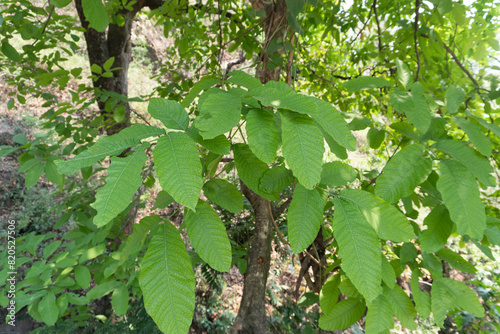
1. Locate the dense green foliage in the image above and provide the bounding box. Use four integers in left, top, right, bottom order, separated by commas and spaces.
1, 0, 500, 333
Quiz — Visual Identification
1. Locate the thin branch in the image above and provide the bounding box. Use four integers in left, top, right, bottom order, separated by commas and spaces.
414, 0, 421, 81
286, 32, 295, 87
131, 109, 151, 126
420, 34, 479, 87
223, 22, 261, 46
372, 0, 383, 52
32, 4, 55, 46
350, 5, 374, 45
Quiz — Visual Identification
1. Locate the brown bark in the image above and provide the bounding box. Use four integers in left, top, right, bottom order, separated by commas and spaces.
74, 0, 163, 135
231, 1, 289, 333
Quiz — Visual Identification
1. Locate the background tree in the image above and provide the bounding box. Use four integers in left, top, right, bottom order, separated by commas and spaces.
1, 0, 500, 333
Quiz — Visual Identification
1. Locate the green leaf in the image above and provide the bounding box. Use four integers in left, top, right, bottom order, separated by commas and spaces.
285, 0, 305, 17
381, 255, 396, 289
111, 284, 129, 316
185, 200, 231, 272
365, 294, 394, 334
74, 265, 91, 289
320, 161, 357, 187
319, 298, 366, 330
152, 191, 174, 209
375, 144, 432, 203
203, 136, 231, 155
181, 76, 219, 108
281, 110, 324, 189
297, 291, 319, 307
81, 0, 109, 32
154, 132, 202, 211
67, 293, 89, 305
233, 143, 278, 201
320, 274, 340, 315
343, 76, 391, 92
259, 165, 293, 194
471, 115, 500, 138
87, 280, 121, 300
56, 124, 164, 175
194, 89, 241, 139
431, 278, 484, 327
80, 244, 106, 263
246, 109, 279, 163
203, 179, 243, 213
39, 292, 58, 326
13, 132, 27, 145
252, 86, 318, 115
288, 184, 327, 254
436, 248, 476, 273
322, 129, 348, 159
121, 215, 162, 264
432, 139, 495, 187
91, 149, 148, 227
436, 160, 486, 239
187, 127, 230, 155
445, 85, 465, 114
1, 40, 21, 62
453, 116, 492, 156
420, 205, 454, 253
148, 98, 189, 131
102, 57, 114, 71
227, 70, 262, 90
338, 189, 415, 243
312, 99, 357, 151
332, 198, 382, 302
25, 163, 45, 188
139, 222, 195, 334
44, 160, 64, 185
51, 0, 73, 7
395, 59, 412, 90
390, 86, 431, 133
367, 127, 385, 149
383, 284, 417, 330
43, 240, 62, 259
410, 270, 431, 319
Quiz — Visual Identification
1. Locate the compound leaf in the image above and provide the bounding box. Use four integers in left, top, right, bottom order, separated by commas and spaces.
91, 149, 148, 227
139, 222, 195, 334
312, 99, 356, 151
288, 183, 327, 254
338, 189, 415, 243
281, 110, 324, 189
185, 200, 232, 272
375, 144, 432, 203
148, 98, 189, 131
433, 139, 495, 187
194, 89, 241, 139
332, 197, 382, 302
246, 109, 279, 163
436, 160, 486, 240
319, 298, 366, 330
154, 132, 202, 211
203, 179, 243, 213
57, 124, 164, 175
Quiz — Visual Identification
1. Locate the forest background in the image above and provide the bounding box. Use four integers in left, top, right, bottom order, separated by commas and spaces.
1, 0, 500, 333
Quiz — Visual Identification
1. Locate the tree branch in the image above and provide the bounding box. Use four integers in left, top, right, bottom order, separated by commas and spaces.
372, 0, 383, 52
421, 34, 479, 87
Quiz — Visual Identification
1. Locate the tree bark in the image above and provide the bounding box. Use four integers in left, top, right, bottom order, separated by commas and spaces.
74, 0, 163, 135
231, 1, 289, 333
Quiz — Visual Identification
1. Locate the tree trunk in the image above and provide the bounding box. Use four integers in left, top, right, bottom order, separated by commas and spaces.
74, 0, 163, 135
231, 1, 289, 333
